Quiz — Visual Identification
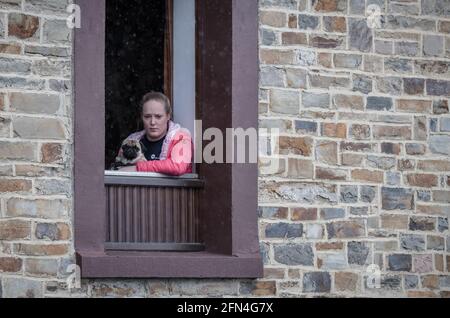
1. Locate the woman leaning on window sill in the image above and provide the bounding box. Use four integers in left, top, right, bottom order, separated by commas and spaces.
116, 92, 193, 176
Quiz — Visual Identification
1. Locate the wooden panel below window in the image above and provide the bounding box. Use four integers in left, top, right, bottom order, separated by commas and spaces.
105, 180, 204, 251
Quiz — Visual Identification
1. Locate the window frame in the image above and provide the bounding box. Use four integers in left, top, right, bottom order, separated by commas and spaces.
164, 0, 173, 102
74, 0, 262, 278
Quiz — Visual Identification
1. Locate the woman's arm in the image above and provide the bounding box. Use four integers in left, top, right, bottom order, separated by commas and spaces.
136, 157, 191, 176
136, 134, 193, 176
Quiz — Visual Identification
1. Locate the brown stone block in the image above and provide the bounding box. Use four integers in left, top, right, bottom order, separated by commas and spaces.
13, 243, 69, 256
351, 169, 383, 183
0, 220, 31, 240
335, 272, 358, 292
0, 257, 22, 273
8, 13, 39, 39
406, 173, 438, 187
291, 207, 317, 221
322, 122, 347, 138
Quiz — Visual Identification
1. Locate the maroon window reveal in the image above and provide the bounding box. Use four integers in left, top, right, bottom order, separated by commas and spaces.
74, 0, 262, 278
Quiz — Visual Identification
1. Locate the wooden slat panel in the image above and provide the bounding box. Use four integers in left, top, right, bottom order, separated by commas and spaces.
106, 184, 203, 251
158, 187, 163, 243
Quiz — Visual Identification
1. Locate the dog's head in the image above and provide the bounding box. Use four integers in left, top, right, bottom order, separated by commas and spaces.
121, 139, 143, 161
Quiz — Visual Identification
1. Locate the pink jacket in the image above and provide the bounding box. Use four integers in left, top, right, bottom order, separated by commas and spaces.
124, 121, 193, 176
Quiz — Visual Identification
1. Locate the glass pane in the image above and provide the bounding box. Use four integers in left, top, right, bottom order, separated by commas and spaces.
105, 0, 167, 169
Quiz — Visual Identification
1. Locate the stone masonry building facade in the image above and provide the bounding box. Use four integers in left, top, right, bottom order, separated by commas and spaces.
0, 0, 449, 297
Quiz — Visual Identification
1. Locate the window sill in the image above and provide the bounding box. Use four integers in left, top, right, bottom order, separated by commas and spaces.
76, 250, 263, 278
105, 170, 199, 179
104, 170, 204, 187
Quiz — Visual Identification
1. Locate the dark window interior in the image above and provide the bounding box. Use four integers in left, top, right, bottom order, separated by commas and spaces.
105, 0, 167, 169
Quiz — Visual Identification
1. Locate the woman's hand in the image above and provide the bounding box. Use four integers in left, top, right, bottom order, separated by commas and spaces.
118, 166, 137, 172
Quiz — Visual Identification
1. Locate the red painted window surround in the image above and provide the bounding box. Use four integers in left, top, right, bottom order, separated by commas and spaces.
74, 0, 262, 278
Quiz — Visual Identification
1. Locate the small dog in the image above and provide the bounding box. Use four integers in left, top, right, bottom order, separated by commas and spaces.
111, 139, 146, 170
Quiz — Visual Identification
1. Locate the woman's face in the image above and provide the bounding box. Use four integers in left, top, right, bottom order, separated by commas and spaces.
142, 100, 170, 141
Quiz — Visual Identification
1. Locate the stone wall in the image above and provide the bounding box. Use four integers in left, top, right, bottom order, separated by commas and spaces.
258, 0, 450, 297
0, 0, 449, 298
0, 0, 75, 298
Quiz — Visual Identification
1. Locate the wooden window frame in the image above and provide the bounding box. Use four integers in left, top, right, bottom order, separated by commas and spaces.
74, 0, 262, 278
164, 0, 173, 102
